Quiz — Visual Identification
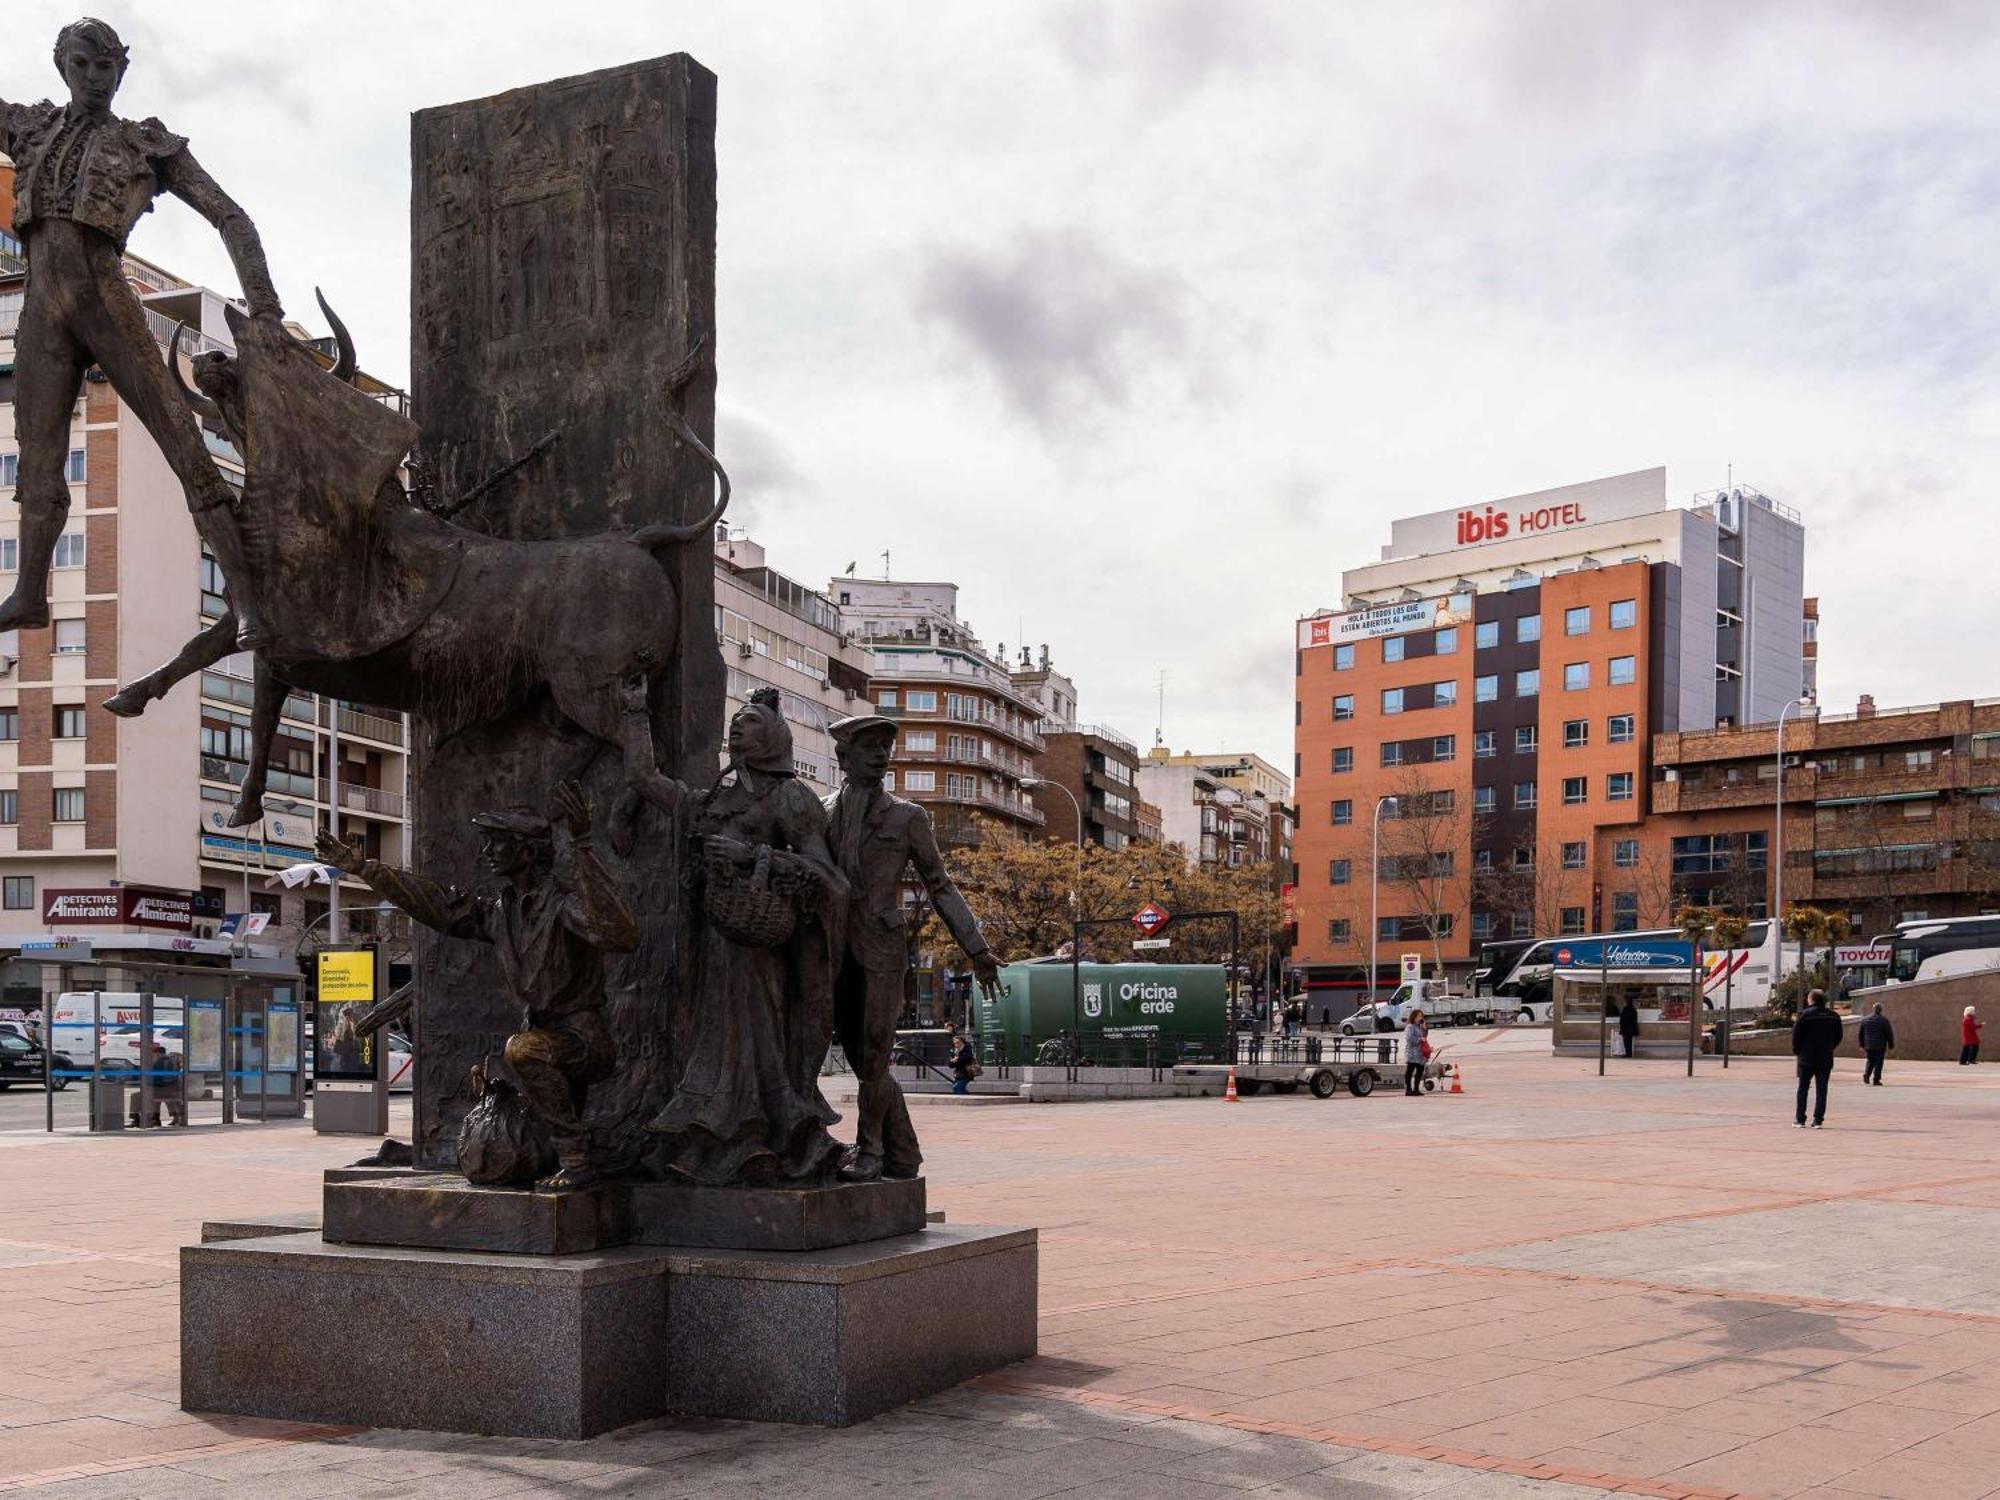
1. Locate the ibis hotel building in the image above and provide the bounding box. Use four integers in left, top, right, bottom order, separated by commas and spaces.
1291, 468, 1806, 992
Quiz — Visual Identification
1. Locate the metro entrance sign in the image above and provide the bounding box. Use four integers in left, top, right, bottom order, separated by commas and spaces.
1131, 902, 1171, 938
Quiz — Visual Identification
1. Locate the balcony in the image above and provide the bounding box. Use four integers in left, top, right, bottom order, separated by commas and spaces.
321, 781, 407, 819
915, 784, 1046, 826
323, 703, 406, 746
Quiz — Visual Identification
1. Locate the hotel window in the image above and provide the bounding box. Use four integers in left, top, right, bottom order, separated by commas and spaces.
1474, 848, 1494, 871
0, 455, 15, 487
1513, 781, 1537, 810
875, 688, 898, 708
1610, 598, 1637, 630
1561, 841, 1586, 869
1334, 644, 1355, 671
2, 875, 30, 909
0, 791, 15, 826
52, 532, 86, 570
1608, 713, 1635, 744
1516, 669, 1539, 697
0, 709, 16, 741
905, 690, 938, 712
54, 706, 86, 739
1332, 694, 1354, 721
1473, 729, 1496, 758
903, 730, 936, 751
1471, 912, 1497, 940
1560, 906, 1587, 935
1382, 636, 1405, 664
54, 619, 86, 655
1614, 838, 1640, 867
1330, 859, 1351, 886
1435, 627, 1458, 655
1377, 917, 1401, 942
1331, 747, 1353, 773
1564, 662, 1589, 691
1564, 606, 1590, 636
1612, 891, 1639, 930
1510, 912, 1534, 937
53, 788, 84, 823
1332, 799, 1352, 826
1562, 776, 1587, 805
901, 770, 935, 792
1381, 742, 1404, 768
1433, 735, 1456, 762
1563, 718, 1588, 748
1516, 725, 1537, 754
1607, 771, 1635, 801
1513, 847, 1535, 869
1609, 655, 1636, 686
66, 449, 86, 484
1517, 615, 1541, 643
1475, 621, 1499, 649
0, 538, 14, 570
1474, 675, 1499, 703
1327, 918, 1351, 943
1381, 688, 1404, 715
1474, 786, 1496, 813
1434, 680, 1458, 707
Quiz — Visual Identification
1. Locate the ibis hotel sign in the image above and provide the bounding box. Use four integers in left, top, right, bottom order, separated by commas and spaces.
1382, 469, 1667, 561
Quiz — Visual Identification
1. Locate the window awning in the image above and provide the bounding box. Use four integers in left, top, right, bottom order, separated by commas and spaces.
1817, 791, 1938, 808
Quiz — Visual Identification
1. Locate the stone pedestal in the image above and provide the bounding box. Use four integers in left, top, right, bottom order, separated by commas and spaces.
182, 1224, 1036, 1435
181, 1234, 672, 1439
321, 1174, 925, 1255
662, 1225, 1037, 1426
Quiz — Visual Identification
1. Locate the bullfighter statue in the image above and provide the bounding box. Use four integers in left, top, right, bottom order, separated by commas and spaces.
824, 714, 1000, 1182
0, 17, 281, 645
317, 782, 638, 1189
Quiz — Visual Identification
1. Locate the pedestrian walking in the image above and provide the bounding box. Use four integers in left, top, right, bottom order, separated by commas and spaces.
1403, 1009, 1429, 1096
948, 1031, 975, 1095
1792, 988, 1842, 1128
1321, 1004, 1332, 1031
1962, 1006, 1984, 1066
1858, 1002, 1894, 1086
1618, 997, 1640, 1059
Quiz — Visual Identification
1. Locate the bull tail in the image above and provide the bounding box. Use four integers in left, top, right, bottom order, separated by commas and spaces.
630, 407, 731, 550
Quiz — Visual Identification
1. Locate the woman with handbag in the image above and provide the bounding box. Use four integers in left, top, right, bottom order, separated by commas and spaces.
1404, 1008, 1430, 1096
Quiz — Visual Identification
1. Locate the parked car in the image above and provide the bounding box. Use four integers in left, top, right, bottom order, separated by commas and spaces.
0, 1029, 74, 1090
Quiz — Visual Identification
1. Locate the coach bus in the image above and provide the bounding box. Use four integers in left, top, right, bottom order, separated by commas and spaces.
1886, 915, 2000, 985
1489, 920, 1781, 1019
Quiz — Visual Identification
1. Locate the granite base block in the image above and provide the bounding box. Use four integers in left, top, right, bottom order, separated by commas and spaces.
324, 1173, 631, 1255
628, 1176, 926, 1251
181, 1233, 671, 1439
663, 1224, 1037, 1426
200, 1210, 320, 1243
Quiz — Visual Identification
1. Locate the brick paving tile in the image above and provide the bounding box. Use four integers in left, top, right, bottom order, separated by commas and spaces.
1813, 1452, 2000, 1499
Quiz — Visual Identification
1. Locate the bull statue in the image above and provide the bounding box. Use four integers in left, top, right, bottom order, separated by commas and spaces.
103, 296, 728, 828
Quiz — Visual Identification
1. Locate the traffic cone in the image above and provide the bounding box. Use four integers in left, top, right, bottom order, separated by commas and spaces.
1449, 1064, 1464, 1095
1224, 1067, 1239, 1103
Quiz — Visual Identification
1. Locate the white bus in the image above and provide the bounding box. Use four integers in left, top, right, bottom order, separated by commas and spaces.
1491, 920, 1782, 1020
1885, 916, 2000, 985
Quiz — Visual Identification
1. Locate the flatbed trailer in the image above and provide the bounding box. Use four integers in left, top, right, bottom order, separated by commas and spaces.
1176, 1035, 1449, 1099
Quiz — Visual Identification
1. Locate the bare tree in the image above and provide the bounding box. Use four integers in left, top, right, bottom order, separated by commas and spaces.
1374, 767, 1483, 972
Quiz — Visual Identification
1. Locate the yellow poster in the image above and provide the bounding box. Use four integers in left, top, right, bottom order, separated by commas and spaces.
318, 948, 376, 1004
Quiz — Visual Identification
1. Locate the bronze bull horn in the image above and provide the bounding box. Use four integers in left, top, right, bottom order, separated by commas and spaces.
315, 286, 357, 383
630, 410, 731, 547
166, 322, 222, 423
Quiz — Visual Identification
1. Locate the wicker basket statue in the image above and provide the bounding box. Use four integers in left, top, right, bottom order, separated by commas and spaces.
702, 841, 818, 949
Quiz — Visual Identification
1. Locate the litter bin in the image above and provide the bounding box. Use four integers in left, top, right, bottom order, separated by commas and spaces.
88, 1071, 128, 1131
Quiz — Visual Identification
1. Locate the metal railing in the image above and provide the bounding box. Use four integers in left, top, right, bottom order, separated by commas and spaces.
324, 704, 405, 745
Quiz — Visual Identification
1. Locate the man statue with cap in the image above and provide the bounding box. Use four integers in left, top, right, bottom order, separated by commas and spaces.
316, 781, 638, 1189
0, 17, 283, 646
825, 714, 1000, 1182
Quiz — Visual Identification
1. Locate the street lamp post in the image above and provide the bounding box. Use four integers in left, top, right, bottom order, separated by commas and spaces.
1370, 795, 1399, 1008
1773, 696, 1814, 994
1021, 776, 1084, 1067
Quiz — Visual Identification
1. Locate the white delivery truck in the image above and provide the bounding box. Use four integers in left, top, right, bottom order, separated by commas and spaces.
1339, 979, 1496, 1033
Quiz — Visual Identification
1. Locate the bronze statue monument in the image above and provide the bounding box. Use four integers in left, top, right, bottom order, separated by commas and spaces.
0, 18, 279, 646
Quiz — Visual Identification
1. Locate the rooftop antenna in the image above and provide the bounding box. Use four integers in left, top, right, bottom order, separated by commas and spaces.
880, 549, 890, 580
1154, 670, 1166, 748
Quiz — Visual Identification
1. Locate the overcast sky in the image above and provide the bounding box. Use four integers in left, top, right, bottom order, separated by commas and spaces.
14, 1, 2000, 776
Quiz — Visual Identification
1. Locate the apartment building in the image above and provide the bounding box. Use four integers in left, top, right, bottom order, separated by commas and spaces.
832, 576, 1045, 846
1138, 749, 1291, 871
1292, 468, 1807, 986
0, 192, 409, 963
1651, 695, 2000, 938
714, 529, 872, 792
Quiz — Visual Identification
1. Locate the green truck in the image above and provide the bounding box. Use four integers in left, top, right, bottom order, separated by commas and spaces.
976, 962, 1231, 1062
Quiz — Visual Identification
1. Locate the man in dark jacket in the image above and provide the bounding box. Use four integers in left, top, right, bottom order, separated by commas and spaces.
1792, 989, 1844, 1128
1618, 998, 1640, 1058
1857, 1002, 1894, 1086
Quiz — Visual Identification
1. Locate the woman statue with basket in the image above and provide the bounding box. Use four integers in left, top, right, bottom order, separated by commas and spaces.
620, 676, 849, 1185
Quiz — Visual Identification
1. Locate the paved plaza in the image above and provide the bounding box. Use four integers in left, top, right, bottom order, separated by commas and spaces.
5, 1036, 2000, 1497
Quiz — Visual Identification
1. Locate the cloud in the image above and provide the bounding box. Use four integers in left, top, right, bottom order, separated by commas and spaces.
1047, 0, 1286, 98
914, 230, 1189, 432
